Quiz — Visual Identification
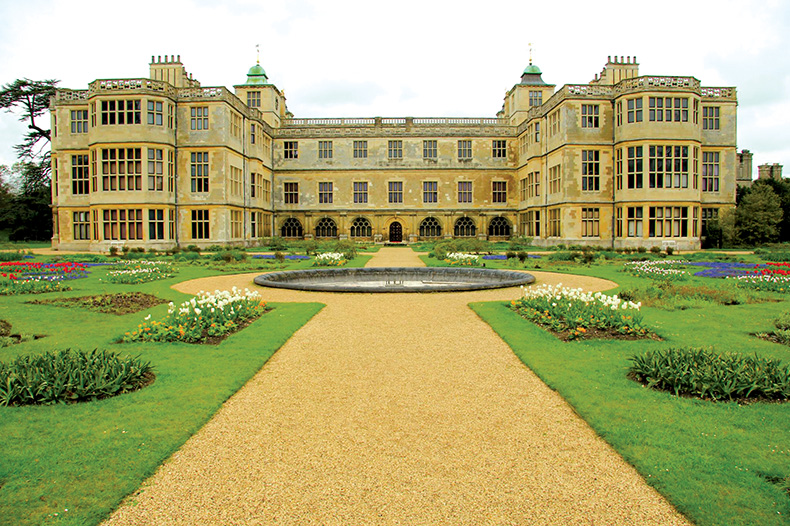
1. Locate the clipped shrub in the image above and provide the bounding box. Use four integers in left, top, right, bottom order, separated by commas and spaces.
267, 237, 289, 251
274, 251, 285, 263
665, 246, 674, 255
0, 349, 153, 406
629, 347, 790, 401
0, 251, 25, 262
650, 246, 661, 254
517, 251, 528, 262
174, 251, 201, 262
185, 245, 201, 253
331, 240, 358, 259
211, 249, 248, 263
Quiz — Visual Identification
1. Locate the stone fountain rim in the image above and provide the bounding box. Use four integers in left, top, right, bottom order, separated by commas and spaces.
253, 267, 535, 293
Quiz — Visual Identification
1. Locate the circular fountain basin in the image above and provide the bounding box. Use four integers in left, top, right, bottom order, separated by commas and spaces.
254, 267, 535, 293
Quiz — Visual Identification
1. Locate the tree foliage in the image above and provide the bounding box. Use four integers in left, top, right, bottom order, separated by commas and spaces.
735, 183, 783, 245
0, 78, 58, 167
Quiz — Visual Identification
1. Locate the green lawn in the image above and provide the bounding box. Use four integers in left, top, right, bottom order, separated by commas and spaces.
471, 263, 790, 526
0, 262, 323, 526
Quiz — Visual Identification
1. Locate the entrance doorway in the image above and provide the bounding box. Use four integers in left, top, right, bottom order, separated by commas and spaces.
389, 222, 403, 242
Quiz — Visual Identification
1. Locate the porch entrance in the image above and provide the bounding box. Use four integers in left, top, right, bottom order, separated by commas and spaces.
389, 222, 403, 242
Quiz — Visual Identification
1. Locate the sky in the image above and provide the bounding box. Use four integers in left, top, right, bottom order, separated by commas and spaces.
0, 0, 788, 178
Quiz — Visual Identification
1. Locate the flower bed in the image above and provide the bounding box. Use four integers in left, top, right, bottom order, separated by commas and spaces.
623, 260, 689, 281
252, 254, 310, 260
122, 288, 268, 343
312, 252, 347, 267
629, 347, 790, 401
0, 261, 90, 295
510, 283, 650, 340
105, 260, 176, 284
444, 252, 480, 266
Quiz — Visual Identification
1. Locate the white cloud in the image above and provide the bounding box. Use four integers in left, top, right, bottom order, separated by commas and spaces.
0, 0, 788, 174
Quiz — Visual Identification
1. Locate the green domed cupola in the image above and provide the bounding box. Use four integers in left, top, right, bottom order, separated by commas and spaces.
244, 61, 269, 85
523, 64, 542, 75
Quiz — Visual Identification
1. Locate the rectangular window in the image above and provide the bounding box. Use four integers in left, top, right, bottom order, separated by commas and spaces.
284, 182, 299, 204
73, 211, 90, 240
319, 181, 333, 204
423, 181, 438, 203
71, 154, 89, 195
627, 146, 643, 189
581, 150, 600, 191
548, 208, 561, 237
388, 181, 403, 203
353, 181, 368, 203
649, 97, 689, 122
167, 103, 174, 129
528, 171, 540, 198
388, 140, 403, 159
627, 206, 643, 237
492, 140, 507, 158
70, 110, 88, 133
100, 100, 141, 125
616, 101, 623, 126
318, 140, 333, 159
457, 140, 472, 159
353, 140, 368, 158
101, 148, 142, 191
262, 178, 271, 202
525, 210, 540, 237
581, 104, 599, 128
191, 209, 209, 239
190, 106, 209, 130
458, 181, 472, 203
423, 140, 437, 159
147, 100, 163, 126
701, 207, 719, 234
250, 211, 261, 238
231, 210, 243, 238
529, 90, 542, 107
251, 172, 263, 199
550, 111, 561, 135
549, 164, 561, 194
615, 148, 623, 190
627, 97, 643, 123
649, 206, 689, 237
168, 209, 175, 239
103, 209, 143, 240
533, 122, 540, 143
230, 112, 241, 138
230, 166, 242, 197
190, 152, 209, 193
519, 178, 527, 201
702, 151, 720, 192
616, 207, 623, 237
147, 148, 164, 191
284, 141, 298, 159
703, 106, 720, 130
247, 91, 261, 108
581, 208, 600, 237
148, 209, 165, 240
250, 124, 256, 144
648, 145, 689, 189
492, 181, 507, 203
167, 150, 175, 192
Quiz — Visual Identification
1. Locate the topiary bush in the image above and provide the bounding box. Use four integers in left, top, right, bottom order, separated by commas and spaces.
629, 347, 790, 401
0, 349, 153, 406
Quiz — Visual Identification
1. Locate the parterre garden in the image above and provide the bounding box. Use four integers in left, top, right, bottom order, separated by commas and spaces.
0, 240, 789, 526
0, 246, 373, 526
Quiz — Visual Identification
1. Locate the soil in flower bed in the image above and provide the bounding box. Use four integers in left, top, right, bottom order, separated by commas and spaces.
0, 319, 46, 344
29, 292, 167, 315
543, 324, 662, 342
200, 312, 267, 345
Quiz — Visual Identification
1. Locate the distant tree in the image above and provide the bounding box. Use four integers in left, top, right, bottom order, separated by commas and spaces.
750, 178, 790, 242
736, 184, 783, 245
0, 79, 58, 173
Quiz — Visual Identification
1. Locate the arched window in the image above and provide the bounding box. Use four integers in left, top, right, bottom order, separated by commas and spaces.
281, 217, 303, 238
488, 216, 512, 237
454, 217, 477, 237
315, 217, 338, 238
419, 217, 442, 237
350, 217, 372, 238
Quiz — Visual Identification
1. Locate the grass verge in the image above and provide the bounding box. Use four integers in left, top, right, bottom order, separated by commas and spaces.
471, 298, 790, 526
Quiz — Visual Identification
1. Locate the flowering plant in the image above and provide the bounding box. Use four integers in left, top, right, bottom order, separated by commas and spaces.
0, 261, 89, 295
444, 253, 480, 266
123, 287, 268, 343
510, 283, 648, 340
623, 260, 689, 281
106, 260, 176, 284
313, 252, 347, 267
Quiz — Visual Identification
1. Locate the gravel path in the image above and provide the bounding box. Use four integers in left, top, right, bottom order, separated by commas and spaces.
103, 248, 690, 525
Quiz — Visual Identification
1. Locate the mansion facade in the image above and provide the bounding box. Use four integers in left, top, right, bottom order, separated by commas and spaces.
50, 54, 739, 251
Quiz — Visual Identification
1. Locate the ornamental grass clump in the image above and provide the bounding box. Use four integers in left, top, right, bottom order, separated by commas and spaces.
0, 349, 153, 406
312, 252, 346, 267
123, 287, 267, 343
629, 347, 790, 401
623, 260, 689, 281
106, 260, 176, 284
510, 283, 648, 340
445, 252, 480, 266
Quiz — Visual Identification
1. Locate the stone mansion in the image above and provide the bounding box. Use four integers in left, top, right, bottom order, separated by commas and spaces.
50, 54, 739, 251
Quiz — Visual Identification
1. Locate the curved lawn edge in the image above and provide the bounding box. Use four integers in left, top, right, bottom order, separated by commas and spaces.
469, 300, 790, 526
0, 301, 324, 526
